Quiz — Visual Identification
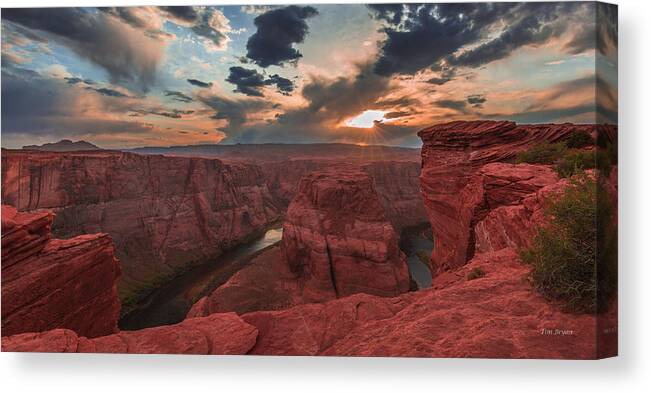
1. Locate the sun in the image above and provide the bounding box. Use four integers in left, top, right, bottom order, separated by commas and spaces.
345, 110, 386, 128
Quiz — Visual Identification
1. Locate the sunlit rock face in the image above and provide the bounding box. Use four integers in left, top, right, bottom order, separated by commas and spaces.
1, 205, 121, 338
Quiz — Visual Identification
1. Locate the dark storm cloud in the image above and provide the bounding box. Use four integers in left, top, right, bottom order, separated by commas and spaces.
2, 8, 163, 91
226, 66, 266, 97
164, 90, 194, 103
158, 6, 198, 23
226, 66, 295, 97
368, 3, 517, 76
187, 78, 213, 88
369, 2, 588, 77
266, 74, 294, 95
467, 94, 486, 108
449, 4, 563, 69
246, 5, 318, 67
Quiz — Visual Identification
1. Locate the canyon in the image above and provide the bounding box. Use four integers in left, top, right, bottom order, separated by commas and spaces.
1, 121, 617, 359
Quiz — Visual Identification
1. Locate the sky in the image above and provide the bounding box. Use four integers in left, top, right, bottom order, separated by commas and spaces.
1, 2, 618, 149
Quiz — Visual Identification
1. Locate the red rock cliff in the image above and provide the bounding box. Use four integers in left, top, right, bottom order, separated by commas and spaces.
2, 205, 121, 338
1, 150, 281, 303
261, 159, 427, 232
189, 169, 412, 317
417, 120, 598, 272
281, 170, 410, 301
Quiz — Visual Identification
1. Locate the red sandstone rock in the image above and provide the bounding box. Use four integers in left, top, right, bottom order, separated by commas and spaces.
2, 312, 257, 355
190, 170, 412, 316
238, 248, 608, 359
1, 205, 121, 338
187, 246, 304, 316
1, 150, 281, 302
281, 170, 410, 301
261, 159, 427, 232
417, 121, 606, 272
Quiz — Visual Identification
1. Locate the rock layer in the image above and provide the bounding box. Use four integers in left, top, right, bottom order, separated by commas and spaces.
189, 170, 412, 316
1, 205, 121, 338
1, 150, 281, 303
2, 312, 257, 355
417, 121, 598, 272
261, 160, 427, 232
281, 170, 410, 301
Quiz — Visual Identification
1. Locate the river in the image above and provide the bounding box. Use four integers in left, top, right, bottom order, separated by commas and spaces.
119, 227, 283, 330
119, 223, 433, 330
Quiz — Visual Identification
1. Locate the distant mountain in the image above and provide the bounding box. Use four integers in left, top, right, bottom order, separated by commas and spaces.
125, 143, 420, 163
23, 139, 101, 152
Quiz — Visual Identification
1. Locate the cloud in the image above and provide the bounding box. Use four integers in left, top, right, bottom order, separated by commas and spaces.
158, 6, 198, 23
434, 99, 468, 114
1, 66, 157, 141
197, 91, 271, 136
226, 66, 295, 97
369, 3, 517, 76
369, 3, 593, 77
265, 74, 294, 95
64, 77, 95, 85
164, 90, 194, 103
93, 87, 129, 98
190, 8, 232, 51
246, 5, 318, 67
2, 8, 165, 91
467, 94, 486, 108
187, 78, 213, 88
449, 4, 565, 69
134, 109, 195, 119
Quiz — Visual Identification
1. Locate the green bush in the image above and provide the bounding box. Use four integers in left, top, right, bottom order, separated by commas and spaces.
520, 177, 617, 313
555, 149, 596, 178
516, 142, 567, 164
565, 131, 594, 148
466, 267, 486, 281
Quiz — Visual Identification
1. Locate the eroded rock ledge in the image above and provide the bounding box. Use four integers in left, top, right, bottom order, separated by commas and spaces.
2, 205, 121, 338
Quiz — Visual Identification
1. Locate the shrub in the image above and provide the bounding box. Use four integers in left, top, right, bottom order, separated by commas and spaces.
466, 267, 486, 281
565, 131, 594, 148
555, 149, 596, 178
516, 142, 567, 164
520, 177, 617, 313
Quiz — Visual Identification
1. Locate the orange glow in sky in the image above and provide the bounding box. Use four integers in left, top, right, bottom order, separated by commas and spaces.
345, 110, 386, 128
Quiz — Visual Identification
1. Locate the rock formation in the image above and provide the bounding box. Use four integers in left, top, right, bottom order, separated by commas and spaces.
1, 205, 121, 338
189, 170, 411, 316
2, 312, 257, 355
417, 120, 600, 272
261, 159, 427, 232
282, 170, 410, 300
239, 248, 612, 359
1, 150, 281, 305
